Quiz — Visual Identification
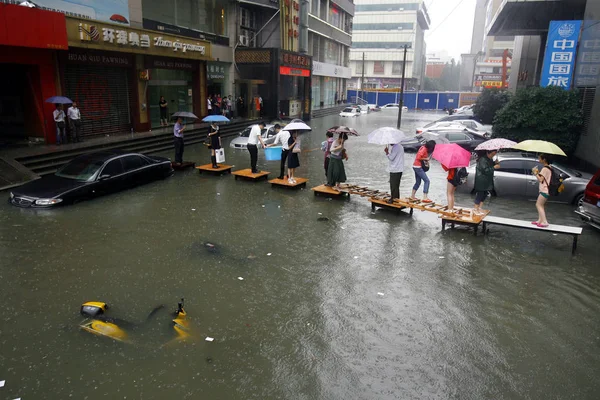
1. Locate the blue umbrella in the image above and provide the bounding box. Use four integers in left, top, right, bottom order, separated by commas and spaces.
202, 115, 230, 122
45, 96, 73, 104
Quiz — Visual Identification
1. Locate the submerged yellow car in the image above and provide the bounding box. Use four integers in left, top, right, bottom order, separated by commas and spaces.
79, 299, 193, 346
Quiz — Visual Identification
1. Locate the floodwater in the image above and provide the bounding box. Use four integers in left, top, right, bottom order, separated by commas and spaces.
1, 110, 600, 399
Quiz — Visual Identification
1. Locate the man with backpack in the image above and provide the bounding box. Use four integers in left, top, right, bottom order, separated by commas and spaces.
532, 153, 563, 228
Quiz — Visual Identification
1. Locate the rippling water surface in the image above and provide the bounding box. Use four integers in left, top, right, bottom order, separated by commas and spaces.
1, 111, 599, 399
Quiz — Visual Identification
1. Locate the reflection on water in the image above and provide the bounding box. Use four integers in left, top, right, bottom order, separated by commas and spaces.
1, 111, 600, 399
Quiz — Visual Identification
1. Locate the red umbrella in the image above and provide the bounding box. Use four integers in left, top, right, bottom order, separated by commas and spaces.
327, 126, 359, 136
110, 14, 129, 24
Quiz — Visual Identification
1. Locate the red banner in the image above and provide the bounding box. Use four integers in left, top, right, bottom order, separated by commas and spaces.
0, 4, 68, 50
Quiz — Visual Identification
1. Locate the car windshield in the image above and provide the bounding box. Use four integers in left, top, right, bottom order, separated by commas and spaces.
553, 162, 581, 177
240, 127, 252, 137
55, 155, 105, 181
343, 108, 353, 112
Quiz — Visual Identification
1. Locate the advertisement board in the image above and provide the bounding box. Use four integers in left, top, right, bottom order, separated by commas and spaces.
540, 20, 582, 89
2, 0, 131, 25
574, 20, 600, 87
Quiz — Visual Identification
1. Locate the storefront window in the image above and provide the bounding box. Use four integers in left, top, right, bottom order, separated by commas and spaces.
312, 75, 320, 109
323, 77, 335, 106
148, 68, 194, 128
142, 0, 227, 36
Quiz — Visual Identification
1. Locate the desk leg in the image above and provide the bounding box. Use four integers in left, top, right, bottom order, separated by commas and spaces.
473, 224, 478, 236
410, 207, 414, 216
442, 219, 446, 231
572, 235, 578, 255
371, 202, 376, 212
482, 221, 487, 235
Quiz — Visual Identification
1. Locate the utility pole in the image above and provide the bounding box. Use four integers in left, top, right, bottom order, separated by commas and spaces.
396, 45, 408, 129
359, 52, 365, 104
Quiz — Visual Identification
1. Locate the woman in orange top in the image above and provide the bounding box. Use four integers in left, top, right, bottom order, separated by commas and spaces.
410, 140, 436, 202
443, 165, 457, 212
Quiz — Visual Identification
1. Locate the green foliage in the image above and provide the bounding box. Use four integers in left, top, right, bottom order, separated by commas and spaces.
472, 88, 512, 124
439, 60, 460, 91
493, 86, 583, 155
423, 77, 443, 91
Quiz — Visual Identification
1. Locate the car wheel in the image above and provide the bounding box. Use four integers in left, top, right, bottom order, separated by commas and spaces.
574, 193, 584, 208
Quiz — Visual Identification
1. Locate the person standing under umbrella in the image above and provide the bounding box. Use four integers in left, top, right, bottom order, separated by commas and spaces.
267, 124, 288, 179
67, 101, 82, 143
207, 121, 221, 168
173, 116, 185, 165
247, 122, 265, 173
473, 150, 500, 214
410, 140, 435, 202
443, 165, 458, 212
287, 131, 300, 184
531, 154, 553, 227
327, 133, 348, 189
385, 141, 404, 203
53, 104, 65, 145
323, 131, 335, 178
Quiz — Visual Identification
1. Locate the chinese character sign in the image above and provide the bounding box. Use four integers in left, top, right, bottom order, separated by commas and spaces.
574, 20, 600, 87
540, 20, 582, 89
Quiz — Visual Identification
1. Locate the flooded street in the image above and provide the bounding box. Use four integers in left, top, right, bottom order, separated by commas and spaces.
1, 110, 600, 399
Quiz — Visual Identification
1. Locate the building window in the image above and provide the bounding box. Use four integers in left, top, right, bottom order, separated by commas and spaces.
240, 7, 256, 29
355, 61, 363, 74
324, 39, 340, 65
329, 4, 341, 29
142, 0, 228, 36
392, 62, 403, 75
311, 0, 319, 16
344, 16, 353, 34
373, 61, 385, 74
352, 42, 413, 49
352, 22, 414, 31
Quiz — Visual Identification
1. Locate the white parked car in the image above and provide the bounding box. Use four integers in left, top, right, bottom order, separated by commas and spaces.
339, 107, 361, 117
381, 103, 408, 111
453, 105, 473, 114
416, 120, 491, 136
230, 124, 278, 149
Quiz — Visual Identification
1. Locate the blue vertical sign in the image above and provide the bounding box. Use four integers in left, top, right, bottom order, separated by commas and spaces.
540, 20, 582, 89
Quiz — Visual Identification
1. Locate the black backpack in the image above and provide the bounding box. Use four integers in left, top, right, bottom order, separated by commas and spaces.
544, 166, 564, 196
452, 167, 469, 186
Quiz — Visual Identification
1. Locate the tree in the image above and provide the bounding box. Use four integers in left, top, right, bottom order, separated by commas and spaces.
493, 86, 583, 155
424, 77, 443, 91
472, 88, 512, 124
439, 59, 460, 91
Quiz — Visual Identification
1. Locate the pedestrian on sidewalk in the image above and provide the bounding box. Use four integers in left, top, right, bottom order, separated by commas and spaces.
410, 140, 435, 202
67, 101, 82, 143
473, 150, 500, 214
385, 140, 404, 203
532, 153, 553, 227
227, 95, 234, 119
53, 104, 65, 145
287, 131, 301, 183
267, 124, 288, 179
322, 132, 334, 178
208, 121, 221, 168
247, 122, 265, 173
173, 117, 185, 165
207, 95, 212, 115
326, 133, 348, 189
159, 96, 168, 126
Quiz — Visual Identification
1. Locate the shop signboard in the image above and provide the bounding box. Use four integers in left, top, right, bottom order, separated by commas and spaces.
574, 20, 600, 87
540, 20, 582, 89
1, 0, 131, 25
312, 61, 351, 79
280, 51, 311, 69
279, 66, 310, 77
0, 3, 68, 50
66, 17, 212, 60
207, 63, 226, 80
65, 48, 132, 67
142, 19, 229, 46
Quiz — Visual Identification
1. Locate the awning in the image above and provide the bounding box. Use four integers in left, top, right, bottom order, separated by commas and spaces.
488, 0, 586, 36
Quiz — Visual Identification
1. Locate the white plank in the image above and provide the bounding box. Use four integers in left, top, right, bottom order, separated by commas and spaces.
483, 216, 582, 235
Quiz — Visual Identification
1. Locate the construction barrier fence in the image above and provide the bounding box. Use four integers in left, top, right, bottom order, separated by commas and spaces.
347, 90, 481, 110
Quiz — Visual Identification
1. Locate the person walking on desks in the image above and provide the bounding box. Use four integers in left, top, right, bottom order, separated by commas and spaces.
410, 140, 435, 202
326, 133, 348, 190
267, 124, 288, 179
531, 153, 553, 228
287, 131, 301, 184
208, 121, 221, 168
247, 122, 265, 173
67, 101, 82, 143
322, 131, 335, 178
473, 150, 500, 215
173, 117, 185, 165
385, 140, 404, 204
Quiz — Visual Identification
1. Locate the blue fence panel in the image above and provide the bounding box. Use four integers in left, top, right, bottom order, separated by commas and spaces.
377, 92, 397, 107
403, 93, 417, 109
417, 92, 438, 109
437, 93, 460, 110
366, 91, 377, 104
347, 90, 357, 102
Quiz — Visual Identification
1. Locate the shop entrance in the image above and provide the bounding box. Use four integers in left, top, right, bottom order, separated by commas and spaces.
0, 64, 41, 145
148, 69, 193, 128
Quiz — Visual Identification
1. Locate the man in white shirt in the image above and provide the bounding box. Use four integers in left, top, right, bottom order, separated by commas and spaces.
207, 96, 212, 115
247, 122, 266, 173
67, 102, 82, 143
53, 104, 65, 145
267, 124, 289, 179
385, 142, 405, 203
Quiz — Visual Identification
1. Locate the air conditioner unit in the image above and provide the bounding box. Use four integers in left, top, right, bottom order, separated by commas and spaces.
239, 35, 249, 46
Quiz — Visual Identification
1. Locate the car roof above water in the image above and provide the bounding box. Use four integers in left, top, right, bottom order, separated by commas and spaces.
71, 150, 140, 163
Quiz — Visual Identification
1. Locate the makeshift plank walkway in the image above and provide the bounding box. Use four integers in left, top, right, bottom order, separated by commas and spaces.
172, 161, 195, 170
196, 164, 232, 175
269, 177, 308, 189
441, 209, 490, 235
482, 216, 583, 254
232, 169, 270, 181
312, 184, 350, 198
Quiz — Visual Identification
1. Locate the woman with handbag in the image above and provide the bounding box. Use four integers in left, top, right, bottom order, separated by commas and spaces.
287, 131, 301, 184
207, 121, 221, 168
326, 133, 348, 190
410, 140, 436, 203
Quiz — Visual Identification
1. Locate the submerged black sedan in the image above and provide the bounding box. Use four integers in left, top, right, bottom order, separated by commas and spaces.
9, 150, 173, 208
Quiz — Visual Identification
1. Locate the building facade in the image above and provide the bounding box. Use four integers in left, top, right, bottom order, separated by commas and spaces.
349, 0, 430, 91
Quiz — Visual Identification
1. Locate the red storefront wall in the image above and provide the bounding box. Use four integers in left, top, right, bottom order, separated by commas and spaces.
0, 4, 67, 143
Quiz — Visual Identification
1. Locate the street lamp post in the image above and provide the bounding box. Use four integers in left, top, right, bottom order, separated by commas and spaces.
396, 44, 409, 129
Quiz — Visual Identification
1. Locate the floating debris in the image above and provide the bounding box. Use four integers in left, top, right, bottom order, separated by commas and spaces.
0, 380, 5, 387
267, 253, 272, 256
354, 256, 358, 259
205, 337, 214, 342
377, 292, 385, 296
439, 256, 445, 259
238, 277, 244, 281
317, 217, 330, 222
247, 254, 256, 260
191, 208, 196, 211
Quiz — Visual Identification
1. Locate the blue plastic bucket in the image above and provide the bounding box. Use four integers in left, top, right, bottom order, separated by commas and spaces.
265, 146, 282, 161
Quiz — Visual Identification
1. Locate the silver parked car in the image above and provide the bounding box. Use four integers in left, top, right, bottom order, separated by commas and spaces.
230, 124, 278, 149
457, 153, 592, 206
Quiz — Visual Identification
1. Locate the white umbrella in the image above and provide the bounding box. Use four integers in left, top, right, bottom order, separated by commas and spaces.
282, 122, 311, 131
367, 127, 406, 145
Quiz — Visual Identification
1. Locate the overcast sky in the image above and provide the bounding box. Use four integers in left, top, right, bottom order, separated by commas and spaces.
424, 0, 477, 61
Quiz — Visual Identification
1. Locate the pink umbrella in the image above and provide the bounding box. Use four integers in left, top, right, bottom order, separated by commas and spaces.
475, 138, 516, 151
431, 143, 472, 169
